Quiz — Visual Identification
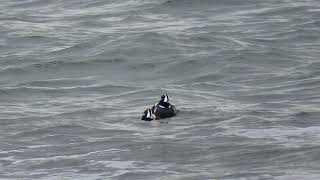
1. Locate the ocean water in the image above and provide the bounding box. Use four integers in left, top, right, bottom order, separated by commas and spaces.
1, 0, 320, 179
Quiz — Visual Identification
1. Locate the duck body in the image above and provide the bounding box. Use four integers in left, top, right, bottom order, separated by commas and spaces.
153, 103, 177, 119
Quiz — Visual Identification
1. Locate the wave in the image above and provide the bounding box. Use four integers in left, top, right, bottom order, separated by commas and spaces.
0, 57, 127, 75
163, 0, 257, 7
8, 0, 57, 8
9, 124, 102, 138
5, 35, 63, 45
0, 82, 138, 97
173, 72, 225, 84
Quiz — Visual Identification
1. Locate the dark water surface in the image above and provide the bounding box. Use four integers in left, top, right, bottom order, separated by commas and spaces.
1, 0, 320, 179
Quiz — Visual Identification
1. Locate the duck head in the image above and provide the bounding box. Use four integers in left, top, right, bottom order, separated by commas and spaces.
141, 108, 154, 121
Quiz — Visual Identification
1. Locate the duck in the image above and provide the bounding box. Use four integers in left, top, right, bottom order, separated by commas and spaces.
141, 94, 177, 121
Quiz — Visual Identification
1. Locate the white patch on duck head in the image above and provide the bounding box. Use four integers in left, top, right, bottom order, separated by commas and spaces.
146, 108, 152, 119
164, 94, 169, 103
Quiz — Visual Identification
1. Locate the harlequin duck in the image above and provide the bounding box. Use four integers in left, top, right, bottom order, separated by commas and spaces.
141, 108, 154, 121
141, 94, 177, 121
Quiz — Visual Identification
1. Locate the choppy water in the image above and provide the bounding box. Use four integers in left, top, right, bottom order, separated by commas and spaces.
1, 0, 320, 179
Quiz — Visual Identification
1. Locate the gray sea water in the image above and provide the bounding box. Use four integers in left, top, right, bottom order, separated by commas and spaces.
1, 0, 320, 179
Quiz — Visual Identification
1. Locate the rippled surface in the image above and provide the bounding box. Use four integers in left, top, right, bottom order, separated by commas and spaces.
1, 0, 320, 179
